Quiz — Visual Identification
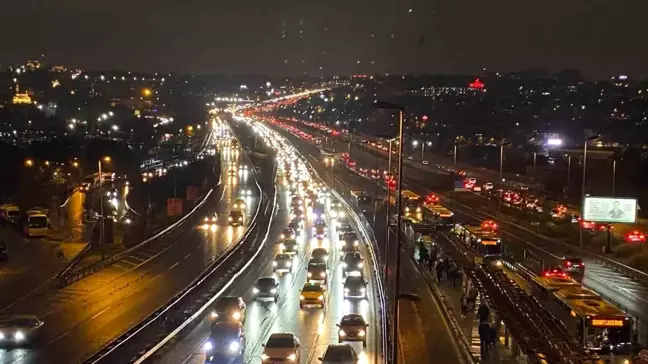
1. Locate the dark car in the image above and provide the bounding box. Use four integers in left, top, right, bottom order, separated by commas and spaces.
562, 257, 585, 275
202, 321, 245, 362
337, 314, 368, 347
273, 253, 293, 273
341, 252, 364, 276
288, 218, 302, 233
343, 276, 368, 299
0, 315, 44, 345
228, 210, 244, 226
209, 296, 246, 324
281, 239, 299, 255
280, 228, 295, 240
307, 260, 328, 283
319, 343, 359, 363
311, 248, 329, 263
337, 223, 354, 238
339, 236, 360, 256
0, 241, 7, 261
253, 277, 279, 302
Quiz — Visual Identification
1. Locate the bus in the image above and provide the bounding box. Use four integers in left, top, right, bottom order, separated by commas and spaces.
21, 210, 48, 237
532, 277, 634, 360
0, 204, 20, 225
423, 204, 454, 230
400, 190, 422, 222
452, 224, 502, 266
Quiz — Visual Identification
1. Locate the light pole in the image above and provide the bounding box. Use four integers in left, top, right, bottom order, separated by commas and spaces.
612, 159, 617, 197
533, 152, 537, 176
566, 154, 572, 191
499, 142, 511, 181
580, 135, 599, 248
373, 101, 405, 364
98, 156, 111, 260
453, 143, 457, 166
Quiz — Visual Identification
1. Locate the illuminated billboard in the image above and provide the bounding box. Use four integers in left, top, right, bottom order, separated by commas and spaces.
582, 196, 637, 224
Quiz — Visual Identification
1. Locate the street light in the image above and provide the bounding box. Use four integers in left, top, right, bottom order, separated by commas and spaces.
373, 101, 404, 364
580, 135, 599, 249
24, 159, 34, 167
98, 156, 112, 260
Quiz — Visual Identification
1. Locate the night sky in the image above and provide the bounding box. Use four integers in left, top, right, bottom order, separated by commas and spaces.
1, 0, 646, 78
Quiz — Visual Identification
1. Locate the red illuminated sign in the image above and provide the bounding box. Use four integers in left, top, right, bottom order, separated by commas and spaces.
469, 78, 485, 89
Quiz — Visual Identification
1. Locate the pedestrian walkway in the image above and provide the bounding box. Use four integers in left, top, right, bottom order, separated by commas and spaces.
414, 244, 519, 364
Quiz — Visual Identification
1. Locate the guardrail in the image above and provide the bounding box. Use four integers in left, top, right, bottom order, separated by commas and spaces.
85, 120, 268, 363
272, 122, 389, 364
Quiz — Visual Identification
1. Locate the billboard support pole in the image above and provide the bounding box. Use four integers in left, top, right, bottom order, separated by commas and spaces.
606, 226, 612, 254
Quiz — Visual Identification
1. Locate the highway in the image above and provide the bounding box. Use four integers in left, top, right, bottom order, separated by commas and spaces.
158, 116, 385, 363
277, 118, 648, 344
262, 119, 466, 363
0, 123, 260, 363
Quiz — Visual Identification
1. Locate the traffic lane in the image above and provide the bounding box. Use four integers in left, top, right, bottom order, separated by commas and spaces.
0, 163, 256, 363
271, 125, 460, 362
0, 227, 66, 311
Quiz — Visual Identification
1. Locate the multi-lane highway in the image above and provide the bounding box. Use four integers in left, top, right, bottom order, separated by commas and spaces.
0, 122, 261, 363
277, 118, 648, 345
261, 118, 466, 363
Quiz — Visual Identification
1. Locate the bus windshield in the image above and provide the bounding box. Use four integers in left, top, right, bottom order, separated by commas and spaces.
28, 216, 48, 228
587, 325, 633, 352
481, 241, 501, 256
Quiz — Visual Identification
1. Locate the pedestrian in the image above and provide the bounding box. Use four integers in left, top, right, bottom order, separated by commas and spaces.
478, 320, 491, 359
427, 255, 435, 273
478, 302, 490, 323
488, 324, 498, 354
460, 294, 468, 318
451, 266, 461, 288
436, 259, 443, 282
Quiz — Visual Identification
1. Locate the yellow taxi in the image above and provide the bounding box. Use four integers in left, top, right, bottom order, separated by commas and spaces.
299, 282, 326, 309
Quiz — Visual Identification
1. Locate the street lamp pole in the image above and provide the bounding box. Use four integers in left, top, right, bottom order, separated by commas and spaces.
453, 144, 457, 166
98, 160, 105, 261
533, 152, 537, 176
612, 159, 617, 197
499, 144, 505, 181
580, 135, 599, 249
566, 155, 572, 189
373, 101, 405, 364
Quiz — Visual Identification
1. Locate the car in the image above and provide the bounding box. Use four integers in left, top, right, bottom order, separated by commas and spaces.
422, 160, 429, 165
337, 314, 368, 347
339, 235, 360, 256
468, 177, 477, 185
253, 277, 279, 302
341, 252, 363, 276
241, 188, 253, 196
0, 315, 44, 345
343, 276, 368, 299
483, 182, 494, 191
562, 257, 585, 275
307, 260, 328, 283
280, 239, 299, 255
337, 223, 354, 238
314, 226, 326, 239
291, 209, 305, 221
299, 282, 326, 308
201, 214, 218, 229
319, 344, 359, 363
228, 168, 237, 176
202, 321, 245, 362
280, 228, 296, 240
228, 211, 244, 226
261, 333, 300, 363
209, 296, 246, 324
239, 164, 249, 172
0, 241, 8, 261
232, 198, 246, 211
273, 253, 293, 273
310, 248, 329, 263
288, 218, 302, 233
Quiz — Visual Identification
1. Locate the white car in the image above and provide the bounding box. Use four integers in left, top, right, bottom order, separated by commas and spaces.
483, 182, 494, 191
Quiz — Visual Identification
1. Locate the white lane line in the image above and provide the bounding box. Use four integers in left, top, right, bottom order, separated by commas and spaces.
184, 253, 192, 259
169, 262, 180, 270
91, 306, 111, 320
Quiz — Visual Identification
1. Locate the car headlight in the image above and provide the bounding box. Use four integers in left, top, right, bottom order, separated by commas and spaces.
299, 295, 305, 300
342, 262, 347, 268
211, 311, 218, 319
238, 217, 242, 221
0, 331, 4, 340
232, 311, 241, 320
344, 288, 350, 293
358, 262, 364, 269
229, 341, 240, 352
405, 207, 410, 212
339, 329, 346, 336
202, 223, 209, 229
204, 217, 209, 222
228, 216, 233, 221
280, 234, 285, 239
253, 288, 259, 294
307, 272, 312, 278
495, 260, 503, 267
359, 330, 366, 337
280, 243, 285, 250
203, 340, 213, 352
353, 240, 359, 247
416, 207, 421, 212
320, 272, 326, 278
14, 331, 25, 341
288, 353, 297, 361
317, 295, 324, 300
261, 353, 270, 360
360, 287, 366, 293
273, 261, 278, 267
270, 288, 277, 294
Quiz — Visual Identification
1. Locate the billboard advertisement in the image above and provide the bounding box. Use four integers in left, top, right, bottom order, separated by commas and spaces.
582, 196, 637, 224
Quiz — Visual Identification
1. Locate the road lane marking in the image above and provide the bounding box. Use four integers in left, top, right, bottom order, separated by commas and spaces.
169, 262, 179, 270
184, 253, 192, 259
91, 306, 111, 320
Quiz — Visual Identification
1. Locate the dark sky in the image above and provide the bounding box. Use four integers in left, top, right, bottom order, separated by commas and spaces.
1, 0, 646, 78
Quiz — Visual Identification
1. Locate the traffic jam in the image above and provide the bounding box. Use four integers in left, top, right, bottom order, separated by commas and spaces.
199, 118, 375, 363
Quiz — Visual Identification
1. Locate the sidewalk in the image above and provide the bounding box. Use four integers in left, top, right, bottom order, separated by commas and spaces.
413, 245, 519, 364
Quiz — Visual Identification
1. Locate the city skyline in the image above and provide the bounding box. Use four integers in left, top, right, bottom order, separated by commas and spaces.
1, 0, 647, 78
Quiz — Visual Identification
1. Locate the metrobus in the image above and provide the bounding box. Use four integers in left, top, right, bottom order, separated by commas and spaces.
423, 204, 454, 230
532, 276, 634, 360
21, 210, 48, 237
400, 190, 423, 222
451, 224, 502, 266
